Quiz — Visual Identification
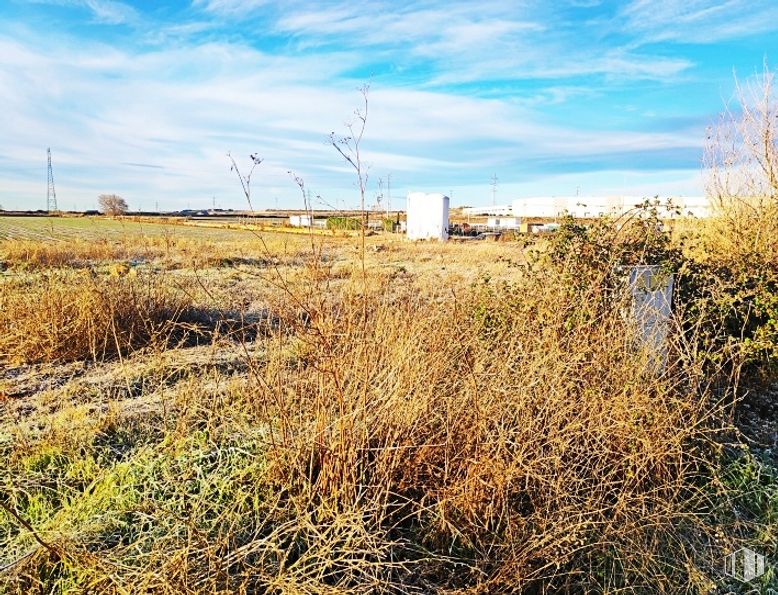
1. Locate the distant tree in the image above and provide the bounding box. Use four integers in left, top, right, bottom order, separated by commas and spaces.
704, 62, 778, 257
98, 194, 128, 216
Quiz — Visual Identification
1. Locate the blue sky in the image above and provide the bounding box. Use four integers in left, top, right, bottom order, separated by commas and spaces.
0, 0, 776, 211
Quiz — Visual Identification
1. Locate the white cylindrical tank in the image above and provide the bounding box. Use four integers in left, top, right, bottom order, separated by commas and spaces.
406, 192, 449, 240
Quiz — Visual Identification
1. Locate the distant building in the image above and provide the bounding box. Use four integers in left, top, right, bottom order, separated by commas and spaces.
487, 216, 521, 229
462, 205, 513, 216
289, 215, 312, 227
511, 196, 711, 218
671, 196, 711, 218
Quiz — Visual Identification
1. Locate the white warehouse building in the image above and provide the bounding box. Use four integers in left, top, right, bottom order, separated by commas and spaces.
512, 196, 711, 219
462, 204, 513, 216
406, 192, 450, 240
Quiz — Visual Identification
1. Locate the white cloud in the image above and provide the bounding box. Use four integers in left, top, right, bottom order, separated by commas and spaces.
192, 0, 271, 16
426, 50, 692, 85
620, 0, 778, 44
83, 0, 138, 24
270, 2, 693, 83
22, 0, 138, 24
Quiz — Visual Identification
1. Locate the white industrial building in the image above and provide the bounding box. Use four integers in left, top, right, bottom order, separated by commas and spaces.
511, 196, 711, 219
669, 196, 712, 218
462, 205, 513, 216
406, 192, 449, 240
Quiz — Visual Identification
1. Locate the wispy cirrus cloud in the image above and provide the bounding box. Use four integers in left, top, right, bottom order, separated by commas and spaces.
192, 0, 272, 17
123, 162, 165, 169
82, 0, 137, 24
23, 0, 138, 24
269, 2, 694, 84
275, 3, 544, 44
619, 0, 778, 44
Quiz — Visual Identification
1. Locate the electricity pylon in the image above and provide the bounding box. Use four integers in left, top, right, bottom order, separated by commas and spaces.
46, 148, 58, 212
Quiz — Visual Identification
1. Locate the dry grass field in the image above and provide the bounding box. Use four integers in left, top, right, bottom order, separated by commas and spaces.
0, 213, 776, 593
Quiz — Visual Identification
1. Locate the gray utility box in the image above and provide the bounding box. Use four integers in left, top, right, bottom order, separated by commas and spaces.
626, 265, 674, 369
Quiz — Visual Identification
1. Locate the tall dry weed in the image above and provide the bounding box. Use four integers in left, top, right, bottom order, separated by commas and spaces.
0, 239, 126, 269
221, 254, 730, 591
0, 271, 191, 364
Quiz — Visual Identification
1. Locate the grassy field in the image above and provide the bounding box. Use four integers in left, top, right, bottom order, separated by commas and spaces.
0, 216, 259, 242
0, 213, 776, 593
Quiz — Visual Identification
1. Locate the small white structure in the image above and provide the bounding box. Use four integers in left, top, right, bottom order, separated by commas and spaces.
289, 215, 312, 227
406, 192, 449, 240
487, 216, 521, 229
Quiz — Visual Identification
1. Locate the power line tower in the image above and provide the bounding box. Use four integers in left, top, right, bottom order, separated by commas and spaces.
386, 173, 391, 216
490, 173, 498, 206
46, 148, 58, 212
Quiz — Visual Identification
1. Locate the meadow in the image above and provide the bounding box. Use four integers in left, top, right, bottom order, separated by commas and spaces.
0, 211, 776, 594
